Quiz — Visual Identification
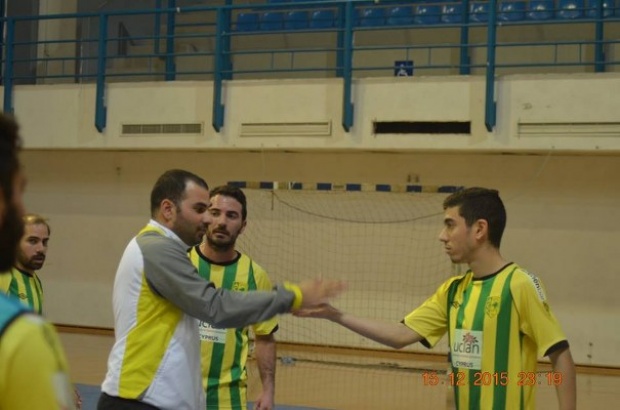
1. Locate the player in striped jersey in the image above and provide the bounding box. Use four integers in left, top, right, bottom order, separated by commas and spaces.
298, 187, 576, 410
0, 213, 49, 314
189, 185, 278, 410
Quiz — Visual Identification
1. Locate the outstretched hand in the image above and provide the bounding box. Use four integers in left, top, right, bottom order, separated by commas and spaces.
294, 303, 341, 321
297, 278, 346, 309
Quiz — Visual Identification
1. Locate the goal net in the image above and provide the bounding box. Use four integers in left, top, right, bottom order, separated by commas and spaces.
233, 182, 461, 408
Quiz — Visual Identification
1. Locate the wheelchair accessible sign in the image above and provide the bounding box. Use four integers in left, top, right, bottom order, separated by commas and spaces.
394, 60, 414, 77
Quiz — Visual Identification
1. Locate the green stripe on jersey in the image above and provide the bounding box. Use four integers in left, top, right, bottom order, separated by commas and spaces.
492, 270, 515, 409
468, 276, 495, 409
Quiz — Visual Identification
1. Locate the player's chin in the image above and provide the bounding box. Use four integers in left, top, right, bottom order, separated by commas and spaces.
446, 252, 463, 264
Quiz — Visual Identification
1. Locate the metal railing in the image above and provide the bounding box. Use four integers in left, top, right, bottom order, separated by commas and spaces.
1, 0, 618, 133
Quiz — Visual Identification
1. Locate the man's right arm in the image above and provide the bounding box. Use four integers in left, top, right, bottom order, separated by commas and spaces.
297, 304, 423, 349
141, 235, 344, 328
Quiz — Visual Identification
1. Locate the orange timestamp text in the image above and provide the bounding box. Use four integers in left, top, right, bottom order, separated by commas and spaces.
422, 371, 563, 387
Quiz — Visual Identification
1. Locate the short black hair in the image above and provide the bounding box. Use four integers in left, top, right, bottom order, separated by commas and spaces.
209, 185, 247, 221
443, 187, 506, 248
150, 169, 209, 216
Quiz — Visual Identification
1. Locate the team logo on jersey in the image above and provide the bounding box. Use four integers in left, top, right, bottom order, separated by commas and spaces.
232, 282, 247, 292
18, 292, 28, 300
485, 296, 500, 318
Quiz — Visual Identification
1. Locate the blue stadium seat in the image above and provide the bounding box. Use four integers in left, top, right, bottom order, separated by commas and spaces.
441, 3, 464, 23
387, 6, 414, 26
260, 11, 284, 31
469, 2, 489, 22
309, 9, 336, 29
236, 12, 259, 32
557, 0, 585, 18
285, 10, 309, 30
498, 1, 526, 21
359, 7, 386, 26
415, 4, 442, 24
586, 0, 615, 17
527, 0, 555, 20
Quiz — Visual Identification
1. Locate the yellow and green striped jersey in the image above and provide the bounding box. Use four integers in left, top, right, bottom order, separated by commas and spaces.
404, 263, 567, 410
0, 267, 44, 314
189, 247, 278, 410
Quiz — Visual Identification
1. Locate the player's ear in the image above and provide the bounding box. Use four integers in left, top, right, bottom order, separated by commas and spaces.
239, 219, 247, 234
160, 199, 177, 222
473, 219, 488, 241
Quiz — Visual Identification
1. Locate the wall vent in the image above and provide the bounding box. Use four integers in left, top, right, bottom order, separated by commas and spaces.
121, 123, 203, 135
518, 122, 620, 137
373, 121, 471, 135
240, 121, 332, 137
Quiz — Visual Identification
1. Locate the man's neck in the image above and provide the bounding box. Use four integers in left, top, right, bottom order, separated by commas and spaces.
468, 249, 507, 279
199, 242, 237, 264
14, 264, 35, 276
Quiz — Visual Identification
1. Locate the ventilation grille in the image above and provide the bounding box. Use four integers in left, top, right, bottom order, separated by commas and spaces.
121, 123, 203, 135
373, 121, 471, 135
518, 122, 620, 137
240, 121, 332, 137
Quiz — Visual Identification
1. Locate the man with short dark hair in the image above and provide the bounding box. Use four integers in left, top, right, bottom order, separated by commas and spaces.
298, 187, 576, 410
189, 185, 277, 410
99, 169, 345, 410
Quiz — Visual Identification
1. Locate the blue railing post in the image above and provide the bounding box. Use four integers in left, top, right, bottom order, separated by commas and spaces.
594, 0, 605, 72
212, 7, 226, 132
154, 0, 162, 56
342, 1, 354, 132
95, 14, 108, 133
484, 0, 498, 131
223, 0, 233, 81
336, 2, 346, 78
2, 18, 15, 113
0, 0, 5, 84
460, 0, 471, 75
165, 0, 177, 81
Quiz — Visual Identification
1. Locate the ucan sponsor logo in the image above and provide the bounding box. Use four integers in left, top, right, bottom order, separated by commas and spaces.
453, 332, 480, 355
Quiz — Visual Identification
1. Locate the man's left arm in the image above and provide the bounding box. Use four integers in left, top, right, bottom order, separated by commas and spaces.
253, 333, 276, 410
549, 347, 576, 410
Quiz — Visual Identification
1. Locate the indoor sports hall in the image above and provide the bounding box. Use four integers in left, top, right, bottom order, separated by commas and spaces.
3, 0, 620, 409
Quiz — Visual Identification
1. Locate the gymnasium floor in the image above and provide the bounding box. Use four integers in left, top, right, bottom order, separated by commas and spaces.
63, 332, 620, 410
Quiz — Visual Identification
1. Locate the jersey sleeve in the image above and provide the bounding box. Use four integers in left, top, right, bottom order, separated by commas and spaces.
402, 276, 461, 348
251, 262, 279, 336
140, 233, 295, 328
0, 315, 76, 410
511, 270, 567, 357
